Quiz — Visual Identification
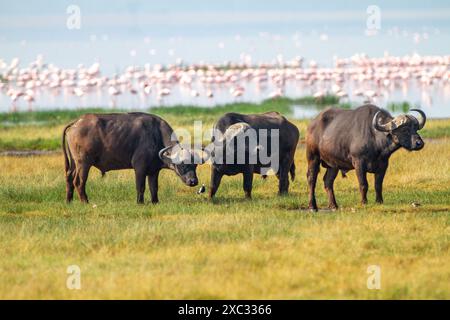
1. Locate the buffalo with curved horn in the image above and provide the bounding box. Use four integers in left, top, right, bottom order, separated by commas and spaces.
63, 112, 206, 204
209, 112, 299, 199
372, 108, 426, 132
306, 104, 426, 211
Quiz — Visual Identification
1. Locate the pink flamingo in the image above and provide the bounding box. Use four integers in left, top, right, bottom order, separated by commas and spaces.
23, 94, 35, 111
108, 86, 121, 108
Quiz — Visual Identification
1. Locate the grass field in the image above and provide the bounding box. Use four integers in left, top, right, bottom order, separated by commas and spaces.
0, 99, 449, 299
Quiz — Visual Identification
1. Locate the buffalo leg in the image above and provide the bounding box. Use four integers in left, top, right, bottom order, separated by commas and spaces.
354, 161, 368, 205
134, 169, 146, 204
74, 163, 91, 203
209, 168, 223, 199
374, 162, 388, 204
148, 171, 159, 204
243, 167, 254, 199
307, 155, 320, 211
65, 167, 75, 203
323, 168, 339, 209
278, 159, 291, 195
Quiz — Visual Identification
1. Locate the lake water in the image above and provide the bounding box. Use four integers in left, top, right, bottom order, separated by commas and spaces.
1, 68, 449, 118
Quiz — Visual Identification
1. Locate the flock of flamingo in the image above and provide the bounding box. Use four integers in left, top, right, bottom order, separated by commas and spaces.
0, 53, 449, 112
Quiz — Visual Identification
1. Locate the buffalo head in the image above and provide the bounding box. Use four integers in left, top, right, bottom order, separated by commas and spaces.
210, 122, 256, 165
372, 109, 426, 151
159, 144, 209, 186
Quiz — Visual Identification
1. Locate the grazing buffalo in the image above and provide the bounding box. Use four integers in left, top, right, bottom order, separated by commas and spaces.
209, 111, 299, 199
306, 104, 426, 210
62, 112, 203, 204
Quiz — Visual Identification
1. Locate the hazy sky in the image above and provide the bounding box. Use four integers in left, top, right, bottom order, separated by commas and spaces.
1, 0, 449, 72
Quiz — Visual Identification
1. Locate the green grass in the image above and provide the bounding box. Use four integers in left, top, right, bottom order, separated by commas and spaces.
0, 141, 449, 299
0, 99, 449, 299
294, 94, 341, 106
0, 98, 298, 125
0, 98, 303, 151
386, 101, 412, 114
1, 97, 449, 152
419, 119, 450, 139
0, 96, 342, 124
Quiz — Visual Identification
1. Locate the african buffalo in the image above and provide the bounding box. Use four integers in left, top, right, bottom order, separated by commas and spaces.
62, 112, 203, 204
306, 104, 426, 210
209, 111, 299, 199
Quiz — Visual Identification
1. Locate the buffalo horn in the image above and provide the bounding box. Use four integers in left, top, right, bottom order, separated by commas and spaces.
409, 108, 426, 130
158, 144, 176, 161
372, 111, 392, 132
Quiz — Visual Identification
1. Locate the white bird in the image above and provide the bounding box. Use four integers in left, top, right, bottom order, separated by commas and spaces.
9, 90, 24, 112
159, 88, 171, 96
268, 88, 283, 99
197, 184, 206, 194
143, 85, 152, 95
108, 86, 121, 108
23, 94, 35, 111
313, 91, 325, 99
108, 86, 121, 96
73, 87, 84, 97
231, 86, 244, 97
